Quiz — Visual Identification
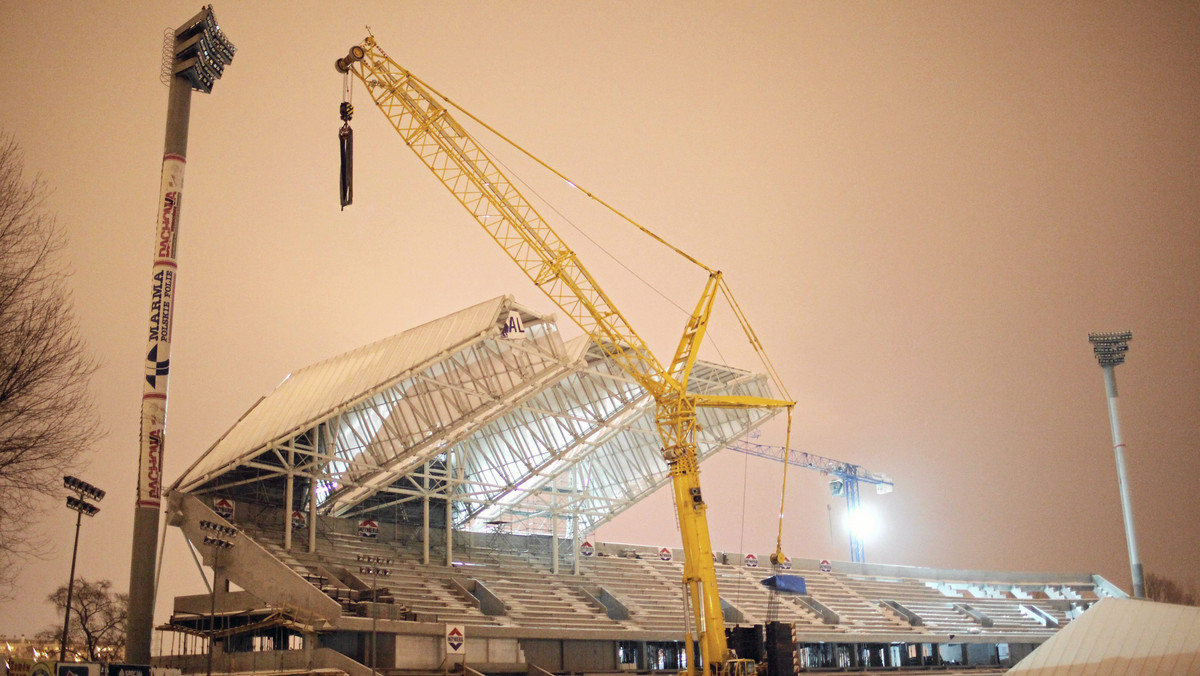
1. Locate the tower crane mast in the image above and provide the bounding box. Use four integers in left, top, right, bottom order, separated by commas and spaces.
727, 440, 893, 563
336, 37, 794, 676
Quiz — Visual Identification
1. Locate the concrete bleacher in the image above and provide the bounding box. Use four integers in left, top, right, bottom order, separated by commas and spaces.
226, 515, 1107, 646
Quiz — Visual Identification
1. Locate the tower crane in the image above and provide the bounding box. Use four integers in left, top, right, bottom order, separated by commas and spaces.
726, 440, 893, 564
335, 37, 795, 676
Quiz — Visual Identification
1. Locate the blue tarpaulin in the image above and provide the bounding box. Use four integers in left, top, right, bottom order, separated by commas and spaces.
761, 574, 807, 594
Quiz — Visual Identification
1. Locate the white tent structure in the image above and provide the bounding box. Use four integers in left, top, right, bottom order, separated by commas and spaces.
1007, 597, 1200, 674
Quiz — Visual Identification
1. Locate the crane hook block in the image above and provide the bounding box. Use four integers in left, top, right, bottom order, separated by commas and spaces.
339, 119, 353, 209
340, 102, 354, 122
335, 45, 366, 73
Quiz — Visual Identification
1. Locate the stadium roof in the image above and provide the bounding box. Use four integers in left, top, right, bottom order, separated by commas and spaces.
170, 295, 779, 534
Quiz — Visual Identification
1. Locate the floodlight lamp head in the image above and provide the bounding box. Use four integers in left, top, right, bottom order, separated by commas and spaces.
66, 496, 100, 517
829, 479, 845, 497
64, 475, 105, 501
1089, 331, 1132, 367
202, 535, 234, 550
172, 4, 235, 94
199, 519, 238, 537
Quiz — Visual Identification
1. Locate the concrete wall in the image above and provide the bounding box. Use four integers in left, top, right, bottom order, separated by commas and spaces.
520, 639, 616, 673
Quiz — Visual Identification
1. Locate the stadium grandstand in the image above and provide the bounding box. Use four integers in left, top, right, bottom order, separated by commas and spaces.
157, 296, 1124, 674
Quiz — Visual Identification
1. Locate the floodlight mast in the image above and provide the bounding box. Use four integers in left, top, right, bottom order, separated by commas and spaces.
60, 476, 104, 661
1088, 331, 1144, 598
127, 5, 235, 664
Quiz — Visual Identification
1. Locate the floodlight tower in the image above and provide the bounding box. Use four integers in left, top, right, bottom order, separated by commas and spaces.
127, 6, 235, 664
1088, 330, 1144, 598
198, 520, 237, 676
60, 476, 105, 660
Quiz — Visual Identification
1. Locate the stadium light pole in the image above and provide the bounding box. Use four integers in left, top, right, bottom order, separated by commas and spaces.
128, 6, 235, 664
199, 520, 237, 676
357, 554, 392, 676
60, 476, 105, 661
1088, 331, 1144, 598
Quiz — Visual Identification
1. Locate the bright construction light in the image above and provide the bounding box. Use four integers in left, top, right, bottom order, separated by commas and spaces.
846, 506, 881, 542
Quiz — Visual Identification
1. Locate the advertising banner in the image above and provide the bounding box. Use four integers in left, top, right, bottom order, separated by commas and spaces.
56, 664, 100, 676
7, 658, 34, 676
106, 665, 151, 676
137, 154, 186, 509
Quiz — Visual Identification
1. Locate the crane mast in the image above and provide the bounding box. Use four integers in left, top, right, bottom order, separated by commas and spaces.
337, 38, 792, 675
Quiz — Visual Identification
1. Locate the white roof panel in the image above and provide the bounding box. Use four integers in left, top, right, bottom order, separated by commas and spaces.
173, 295, 525, 492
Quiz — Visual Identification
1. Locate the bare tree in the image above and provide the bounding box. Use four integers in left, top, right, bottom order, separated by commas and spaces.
0, 133, 98, 597
37, 578, 127, 661
1145, 571, 1199, 606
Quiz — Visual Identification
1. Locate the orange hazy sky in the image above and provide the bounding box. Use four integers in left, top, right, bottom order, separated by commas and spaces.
0, 1, 1197, 634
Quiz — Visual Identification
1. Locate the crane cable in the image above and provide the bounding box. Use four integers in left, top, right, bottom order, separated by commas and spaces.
407, 70, 716, 275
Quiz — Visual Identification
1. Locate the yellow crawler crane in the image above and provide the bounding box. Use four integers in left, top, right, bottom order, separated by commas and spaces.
337, 38, 794, 676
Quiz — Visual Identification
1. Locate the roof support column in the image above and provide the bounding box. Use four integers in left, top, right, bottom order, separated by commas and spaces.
551, 505, 560, 575
445, 447, 455, 567
572, 512, 580, 576
422, 465, 431, 566
572, 465, 581, 576
308, 470, 317, 554
284, 448, 294, 551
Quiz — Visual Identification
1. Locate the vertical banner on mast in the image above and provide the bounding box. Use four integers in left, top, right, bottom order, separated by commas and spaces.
138, 154, 185, 509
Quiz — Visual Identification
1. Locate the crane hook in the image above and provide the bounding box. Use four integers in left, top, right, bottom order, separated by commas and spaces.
339, 104, 353, 209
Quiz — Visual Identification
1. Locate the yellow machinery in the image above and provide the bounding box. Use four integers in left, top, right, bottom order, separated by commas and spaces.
337, 38, 794, 676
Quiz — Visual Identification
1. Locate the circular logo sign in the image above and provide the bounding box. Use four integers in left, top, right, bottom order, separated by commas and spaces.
291, 510, 307, 530
745, 553, 758, 568
819, 559, 832, 572
580, 540, 594, 556
780, 555, 792, 570
358, 519, 379, 538
659, 547, 673, 561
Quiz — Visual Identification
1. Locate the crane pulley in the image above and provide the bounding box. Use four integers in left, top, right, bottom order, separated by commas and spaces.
336, 38, 795, 676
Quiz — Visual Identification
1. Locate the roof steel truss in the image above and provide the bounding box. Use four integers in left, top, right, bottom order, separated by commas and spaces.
176, 307, 778, 536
